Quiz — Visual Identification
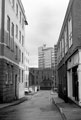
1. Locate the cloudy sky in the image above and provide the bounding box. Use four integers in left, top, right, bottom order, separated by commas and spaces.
22, 0, 69, 67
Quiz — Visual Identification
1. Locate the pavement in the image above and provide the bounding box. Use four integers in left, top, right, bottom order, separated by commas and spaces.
1, 91, 81, 120
52, 92, 81, 120
0, 94, 32, 110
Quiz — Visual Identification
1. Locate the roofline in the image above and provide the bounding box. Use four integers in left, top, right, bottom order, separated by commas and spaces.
57, 0, 74, 45
17, 0, 28, 25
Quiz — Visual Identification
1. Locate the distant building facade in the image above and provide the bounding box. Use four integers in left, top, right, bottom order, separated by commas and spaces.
57, 0, 81, 105
0, 0, 28, 102
38, 45, 54, 68
29, 68, 55, 90
54, 45, 58, 88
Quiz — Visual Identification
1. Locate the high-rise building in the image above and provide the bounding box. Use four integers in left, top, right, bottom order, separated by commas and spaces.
38, 45, 54, 68
0, 0, 28, 102
38, 46, 44, 68
54, 45, 57, 68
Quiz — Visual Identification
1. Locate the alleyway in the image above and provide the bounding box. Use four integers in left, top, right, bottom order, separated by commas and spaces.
0, 91, 63, 120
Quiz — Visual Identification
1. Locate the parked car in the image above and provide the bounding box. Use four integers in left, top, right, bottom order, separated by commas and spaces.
29, 87, 34, 93
24, 88, 29, 95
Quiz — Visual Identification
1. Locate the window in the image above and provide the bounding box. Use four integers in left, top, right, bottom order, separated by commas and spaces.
64, 26, 68, 54
15, 45, 18, 59
22, 35, 24, 46
7, 16, 10, 47
62, 37, 64, 58
5, 72, 8, 84
60, 40, 62, 60
68, 14, 72, 48
11, 23, 14, 50
16, 25, 18, 38
10, 66, 13, 84
16, 4, 18, 16
22, 18, 24, 29
22, 70, 24, 82
19, 31, 21, 43
12, 0, 15, 8
20, 11, 21, 23
19, 49, 21, 62
19, 69, 21, 82
7, 16, 10, 32
22, 52, 23, 63
5, 63, 9, 84
11, 23, 14, 37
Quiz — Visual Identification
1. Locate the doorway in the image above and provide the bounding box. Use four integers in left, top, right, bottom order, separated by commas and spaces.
72, 66, 79, 101
15, 74, 18, 99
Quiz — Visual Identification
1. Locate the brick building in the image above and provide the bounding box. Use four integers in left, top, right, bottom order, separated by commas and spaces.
0, 0, 27, 102
57, 0, 81, 105
29, 68, 55, 90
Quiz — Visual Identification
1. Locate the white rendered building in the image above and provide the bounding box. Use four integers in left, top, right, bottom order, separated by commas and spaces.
24, 48, 29, 89
0, 0, 28, 102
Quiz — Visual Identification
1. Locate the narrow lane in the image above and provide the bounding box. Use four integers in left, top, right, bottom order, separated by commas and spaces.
0, 91, 63, 120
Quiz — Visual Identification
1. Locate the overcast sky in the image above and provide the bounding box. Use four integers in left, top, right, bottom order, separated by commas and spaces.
22, 0, 69, 67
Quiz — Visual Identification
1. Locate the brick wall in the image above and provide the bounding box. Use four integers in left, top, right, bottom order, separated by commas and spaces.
57, 0, 81, 100
0, 59, 19, 103
73, 0, 81, 48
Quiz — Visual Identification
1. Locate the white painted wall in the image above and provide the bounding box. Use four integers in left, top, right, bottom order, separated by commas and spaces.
77, 50, 81, 105
24, 49, 29, 88
5, 0, 26, 98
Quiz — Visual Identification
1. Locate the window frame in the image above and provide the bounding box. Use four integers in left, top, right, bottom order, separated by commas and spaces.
16, 25, 18, 39
16, 3, 18, 16
68, 14, 72, 48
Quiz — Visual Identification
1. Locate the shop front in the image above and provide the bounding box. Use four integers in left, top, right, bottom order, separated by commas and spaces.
67, 50, 81, 106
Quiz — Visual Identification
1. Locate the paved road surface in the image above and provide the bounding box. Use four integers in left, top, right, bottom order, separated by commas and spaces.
0, 91, 63, 120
